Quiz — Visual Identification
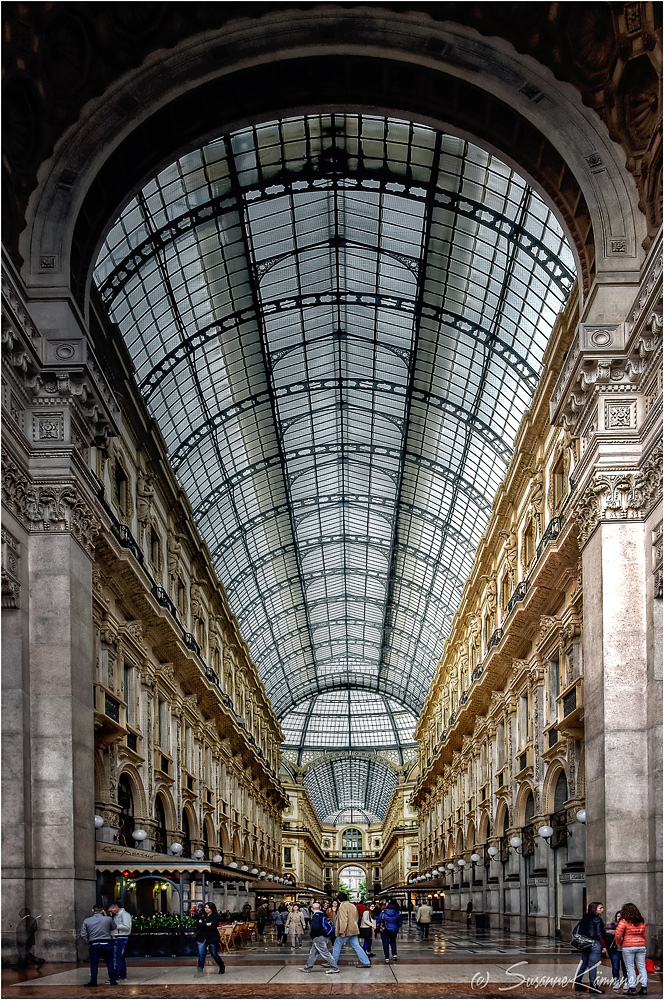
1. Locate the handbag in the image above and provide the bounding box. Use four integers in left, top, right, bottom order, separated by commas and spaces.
571, 922, 595, 952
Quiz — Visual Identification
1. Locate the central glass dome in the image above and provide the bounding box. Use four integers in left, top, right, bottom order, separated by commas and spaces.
94, 113, 573, 815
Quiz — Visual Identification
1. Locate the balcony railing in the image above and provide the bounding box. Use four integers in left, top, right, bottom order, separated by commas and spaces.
487, 627, 503, 651
507, 580, 529, 614
536, 515, 563, 561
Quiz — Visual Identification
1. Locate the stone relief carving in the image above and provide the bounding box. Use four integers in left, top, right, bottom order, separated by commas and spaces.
652, 521, 663, 599
1, 527, 20, 609
528, 466, 544, 529
136, 472, 155, 523
498, 525, 518, 581
167, 531, 184, 577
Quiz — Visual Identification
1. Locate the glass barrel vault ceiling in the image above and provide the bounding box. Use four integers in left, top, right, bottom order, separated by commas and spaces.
94, 114, 574, 803
303, 757, 399, 824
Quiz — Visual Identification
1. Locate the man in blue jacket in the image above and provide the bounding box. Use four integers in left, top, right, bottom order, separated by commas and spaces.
300, 902, 339, 974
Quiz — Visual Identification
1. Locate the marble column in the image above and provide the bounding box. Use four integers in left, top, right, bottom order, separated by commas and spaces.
29, 527, 97, 959
582, 512, 662, 949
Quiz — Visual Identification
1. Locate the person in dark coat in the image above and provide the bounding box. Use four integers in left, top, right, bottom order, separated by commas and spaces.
574, 901, 606, 994
16, 909, 45, 970
379, 898, 403, 963
194, 902, 225, 975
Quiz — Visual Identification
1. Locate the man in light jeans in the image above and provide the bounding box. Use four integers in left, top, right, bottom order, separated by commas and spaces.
332, 894, 370, 968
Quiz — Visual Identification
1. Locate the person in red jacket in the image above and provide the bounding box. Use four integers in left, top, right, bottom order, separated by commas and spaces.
615, 903, 648, 996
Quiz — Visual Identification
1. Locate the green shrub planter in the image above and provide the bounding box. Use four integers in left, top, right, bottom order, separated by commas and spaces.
124, 929, 197, 958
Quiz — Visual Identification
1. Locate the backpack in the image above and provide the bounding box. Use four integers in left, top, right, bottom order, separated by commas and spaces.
321, 913, 335, 937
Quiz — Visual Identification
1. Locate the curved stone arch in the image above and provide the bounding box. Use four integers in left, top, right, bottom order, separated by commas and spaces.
117, 764, 147, 819
541, 759, 570, 816
465, 820, 476, 850
455, 828, 464, 856
202, 814, 216, 849
20, 9, 648, 308
478, 810, 491, 845
445, 833, 454, 859
220, 823, 232, 856
494, 799, 509, 838
338, 862, 367, 881
181, 801, 199, 841
514, 781, 537, 829
154, 785, 177, 831
232, 830, 243, 860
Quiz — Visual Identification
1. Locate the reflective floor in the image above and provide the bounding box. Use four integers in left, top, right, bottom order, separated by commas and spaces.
3, 921, 659, 999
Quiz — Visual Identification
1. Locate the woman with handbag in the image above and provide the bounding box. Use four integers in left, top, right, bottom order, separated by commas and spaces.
194, 902, 225, 976
615, 903, 648, 995
573, 901, 607, 994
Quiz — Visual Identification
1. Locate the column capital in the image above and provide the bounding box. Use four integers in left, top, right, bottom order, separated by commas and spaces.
1, 448, 101, 557
572, 443, 663, 547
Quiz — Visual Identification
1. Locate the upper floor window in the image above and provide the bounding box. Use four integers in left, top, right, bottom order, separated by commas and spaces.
113, 461, 128, 514
150, 526, 161, 568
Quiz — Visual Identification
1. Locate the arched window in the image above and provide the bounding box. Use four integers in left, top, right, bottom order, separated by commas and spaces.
553, 771, 569, 849
154, 796, 167, 853
117, 775, 134, 847
554, 771, 568, 813
342, 828, 363, 854
524, 792, 535, 826
181, 811, 192, 857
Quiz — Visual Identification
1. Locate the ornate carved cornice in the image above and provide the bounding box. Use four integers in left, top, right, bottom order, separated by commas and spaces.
573, 443, 663, 547
550, 314, 662, 431
1, 450, 100, 555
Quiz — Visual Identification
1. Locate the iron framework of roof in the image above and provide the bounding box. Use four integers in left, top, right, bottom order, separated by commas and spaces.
94, 113, 573, 819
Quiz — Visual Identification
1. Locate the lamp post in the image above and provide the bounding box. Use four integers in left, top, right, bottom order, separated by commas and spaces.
170, 842, 183, 855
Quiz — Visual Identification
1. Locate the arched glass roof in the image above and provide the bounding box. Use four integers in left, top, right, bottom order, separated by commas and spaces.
93, 113, 573, 817
281, 691, 417, 754
303, 757, 398, 823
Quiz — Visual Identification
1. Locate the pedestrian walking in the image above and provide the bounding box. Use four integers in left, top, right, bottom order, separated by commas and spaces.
107, 902, 132, 981
573, 901, 607, 995
256, 901, 269, 939
331, 893, 371, 967
360, 905, 376, 956
615, 903, 648, 995
416, 900, 432, 940
194, 902, 225, 975
286, 904, 306, 948
466, 899, 473, 929
378, 898, 402, 964
272, 905, 286, 944
80, 905, 117, 988
300, 901, 339, 975
300, 904, 311, 929
15, 909, 45, 971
